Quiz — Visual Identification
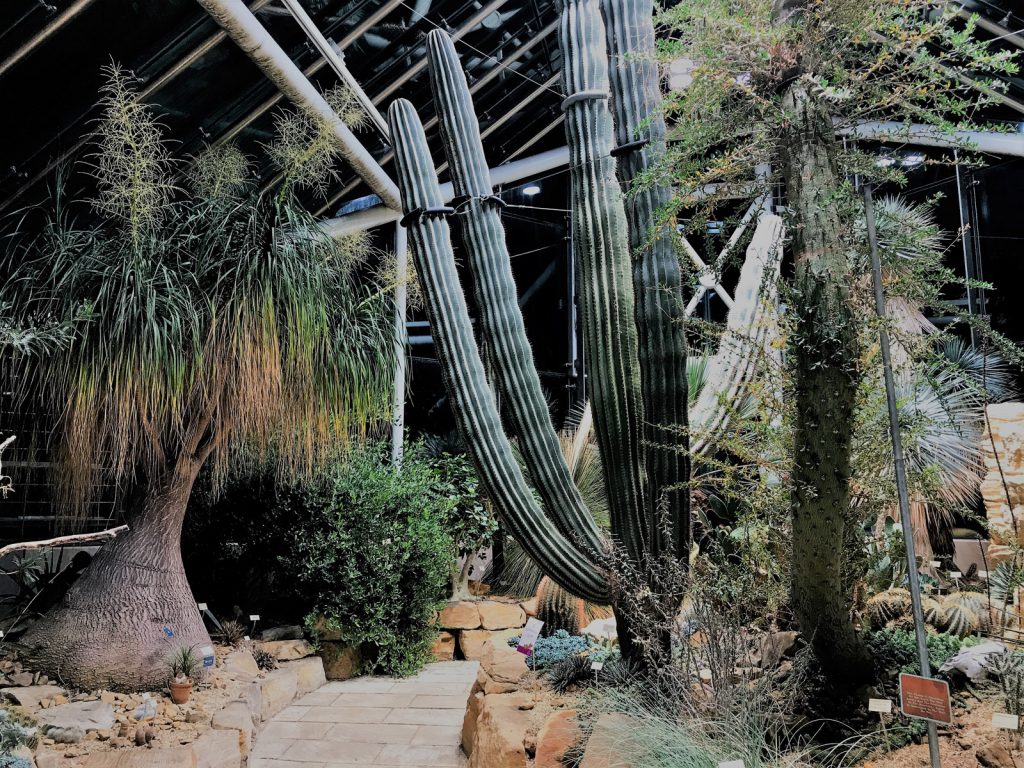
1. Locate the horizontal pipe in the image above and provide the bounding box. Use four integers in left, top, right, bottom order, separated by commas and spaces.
838, 120, 1024, 157
0, 0, 97, 79
320, 145, 570, 236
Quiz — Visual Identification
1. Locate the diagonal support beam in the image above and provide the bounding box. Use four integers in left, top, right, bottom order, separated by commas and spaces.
197, 0, 401, 210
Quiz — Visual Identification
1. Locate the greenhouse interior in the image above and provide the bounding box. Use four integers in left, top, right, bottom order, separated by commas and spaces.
3, 0, 1024, 766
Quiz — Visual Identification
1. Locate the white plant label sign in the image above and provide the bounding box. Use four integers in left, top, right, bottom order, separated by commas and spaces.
591, 661, 604, 671
200, 644, 215, 668
197, 603, 208, 611
993, 712, 1020, 730
516, 618, 544, 656
868, 698, 892, 713
719, 761, 745, 768
949, 571, 962, 579
249, 614, 260, 622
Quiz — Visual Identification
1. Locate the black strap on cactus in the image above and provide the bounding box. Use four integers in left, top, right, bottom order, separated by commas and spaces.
610, 138, 650, 157
560, 90, 608, 111
400, 205, 456, 227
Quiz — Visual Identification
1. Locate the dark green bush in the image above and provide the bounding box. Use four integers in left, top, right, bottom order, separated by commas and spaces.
864, 627, 963, 675
283, 444, 456, 677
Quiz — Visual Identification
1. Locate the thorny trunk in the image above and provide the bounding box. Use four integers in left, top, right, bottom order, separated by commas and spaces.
21, 458, 211, 691
779, 80, 871, 684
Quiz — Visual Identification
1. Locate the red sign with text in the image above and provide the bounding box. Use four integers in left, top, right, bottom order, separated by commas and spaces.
899, 673, 952, 724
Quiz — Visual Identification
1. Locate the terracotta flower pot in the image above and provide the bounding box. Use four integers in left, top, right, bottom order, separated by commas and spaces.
169, 680, 192, 705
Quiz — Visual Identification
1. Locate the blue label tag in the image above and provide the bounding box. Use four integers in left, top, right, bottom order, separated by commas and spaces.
163, 627, 174, 638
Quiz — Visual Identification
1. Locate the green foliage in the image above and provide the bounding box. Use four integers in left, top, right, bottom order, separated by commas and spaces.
0, 708, 36, 756
251, 646, 277, 671
985, 649, 1024, 717
864, 627, 962, 674
167, 646, 201, 681
285, 444, 456, 677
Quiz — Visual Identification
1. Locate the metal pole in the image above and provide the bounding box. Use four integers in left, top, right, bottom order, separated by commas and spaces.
863, 182, 941, 768
391, 222, 408, 466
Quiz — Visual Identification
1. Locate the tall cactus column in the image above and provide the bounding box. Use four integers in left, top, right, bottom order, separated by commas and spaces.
601, 0, 690, 559
560, 0, 649, 563
387, 98, 610, 603
425, 30, 604, 557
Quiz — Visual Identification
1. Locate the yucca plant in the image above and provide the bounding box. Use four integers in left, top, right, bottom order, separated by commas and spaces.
0, 67, 394, 690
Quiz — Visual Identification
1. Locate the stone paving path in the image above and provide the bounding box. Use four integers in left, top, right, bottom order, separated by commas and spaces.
250, 660, 478, 768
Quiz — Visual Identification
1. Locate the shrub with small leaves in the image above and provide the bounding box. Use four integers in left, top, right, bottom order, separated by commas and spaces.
865, 628, 962, 675
251, 646, 277, 671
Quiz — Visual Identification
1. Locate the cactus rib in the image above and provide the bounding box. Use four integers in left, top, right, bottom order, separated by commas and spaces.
387, 98, 610, 602
560, 0, 649, 562
425, 30, 605, 557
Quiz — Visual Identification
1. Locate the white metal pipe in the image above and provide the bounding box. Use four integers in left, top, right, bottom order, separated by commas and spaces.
197, 0, 401, 210
837, 120, 1024, 157
320, 146, 570, 236
391, 222, 408, 466
0, 0, 97, 79
278, 0, 390, 140
953, 4, 1024, 49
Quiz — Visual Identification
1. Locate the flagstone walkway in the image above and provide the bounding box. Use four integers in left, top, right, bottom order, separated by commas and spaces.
249, 661, 478, 768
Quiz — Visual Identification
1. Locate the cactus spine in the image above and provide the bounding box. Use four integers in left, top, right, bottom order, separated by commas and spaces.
601, 0, 689, 557
387, 98, 609, 602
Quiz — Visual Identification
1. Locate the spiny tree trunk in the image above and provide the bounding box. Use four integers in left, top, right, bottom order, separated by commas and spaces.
21, 459, 210, 691
780, 80, 871, 683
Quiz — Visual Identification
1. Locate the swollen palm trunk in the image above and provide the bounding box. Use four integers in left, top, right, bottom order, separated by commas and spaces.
21, 462, 211, 690
779, 80, 871, 681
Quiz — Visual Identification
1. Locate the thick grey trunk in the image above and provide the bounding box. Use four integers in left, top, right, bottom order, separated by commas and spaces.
780, 81, 871, 683
21, 460, 211, 691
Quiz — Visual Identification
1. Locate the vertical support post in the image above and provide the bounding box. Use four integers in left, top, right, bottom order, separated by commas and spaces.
863, 183, 941, 768
391, 222, 408, 466
954, 150, 978, 347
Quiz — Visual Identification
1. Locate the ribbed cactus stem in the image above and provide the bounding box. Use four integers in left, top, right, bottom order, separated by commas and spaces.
425, 30, 604, 557
601, 0, 690, 558
387, 98, 610, 602
560, 0, 648, 563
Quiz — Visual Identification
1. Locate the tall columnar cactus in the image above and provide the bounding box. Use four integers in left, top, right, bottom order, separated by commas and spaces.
389, 0, 692, 640
600, 0, 690, 558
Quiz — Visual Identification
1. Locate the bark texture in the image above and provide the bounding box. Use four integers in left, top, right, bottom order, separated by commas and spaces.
21, 460, 210, 691
779, 80, 871, 682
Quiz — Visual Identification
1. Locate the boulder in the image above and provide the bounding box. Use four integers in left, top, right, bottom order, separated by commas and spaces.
287, 656, 327, 694
478, 601, 527, 630
68, 746, 199, 767
212, 701, 256, 754
8, 672, 33, 687
257, 666, 298, 721
468, 693, 532, 768
432, 631, 456, 661
939, 641, 1007, 680
520, 598, 538, 618
440, 601, 482, 630
535, 710, 581, 768
221, 649, 259, 681
978, 742, 1014, 768
1, 684, 66, 710
319, 641, 361, 680
462, 691, 485, 756
459, 628, 521, 661
192, 727, 243, 768
478, 647, 528, 693
581, 713, 635, 768
258, 625, 304, 641
258, 639, 314, 661
37, 700, 115, 733
752, 631, 799, 669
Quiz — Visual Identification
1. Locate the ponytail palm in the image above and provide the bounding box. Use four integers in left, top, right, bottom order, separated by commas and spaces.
1, 70, 393, 689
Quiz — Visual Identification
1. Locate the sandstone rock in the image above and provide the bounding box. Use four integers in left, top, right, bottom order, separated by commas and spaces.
211, 701, 255, 755
257, 639, 314, 661
462, 691, 485, 756
459, 628, 521, 661
478, 601, 527, 630
978, 741, 1014, 768
440, 600, 482, 630
581, 713, 635, 768
752, 631, 799, 669
432, 630, 456, 661
286, 656, 327, 694
535, 710, 581, 768
468, 693, 532, 768
307, 615, 345, 641
258, 625, 304, 641
257, 666, 298, 721
192, 727, 243, 768
76, 745, 199, 767
221, 649, 260, 681
480, 646, 528, 692
38, 700, 116, 733
9, 672, 33, 687
982, 403, 1024, 553
319, 642, 361, 680
520, 598, 538, 617
1, 684, 66, 710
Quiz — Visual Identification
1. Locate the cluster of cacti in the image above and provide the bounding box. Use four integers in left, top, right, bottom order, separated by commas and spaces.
864, 587, 987, 637
534, 576, 614, 636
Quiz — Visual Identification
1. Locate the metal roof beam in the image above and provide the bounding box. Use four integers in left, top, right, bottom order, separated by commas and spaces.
838, 120, 1024, 157
198, 0, 401, 209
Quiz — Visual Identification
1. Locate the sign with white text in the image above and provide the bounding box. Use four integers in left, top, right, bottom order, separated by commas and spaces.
899, 673, 952, 724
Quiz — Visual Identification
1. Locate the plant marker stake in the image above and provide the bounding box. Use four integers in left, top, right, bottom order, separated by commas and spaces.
869, 698, 892, 751
864, 183, 941, 768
